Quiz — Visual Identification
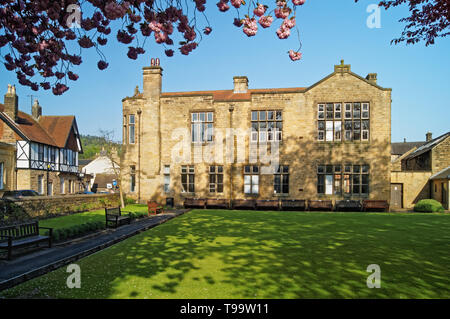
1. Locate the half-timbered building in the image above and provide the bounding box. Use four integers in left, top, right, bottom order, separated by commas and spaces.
0, 85, 84, 195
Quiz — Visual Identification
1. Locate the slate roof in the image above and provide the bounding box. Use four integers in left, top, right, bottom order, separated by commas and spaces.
403, 132, 450, 160
391, 141, 426, 155
430, 166, 450, 180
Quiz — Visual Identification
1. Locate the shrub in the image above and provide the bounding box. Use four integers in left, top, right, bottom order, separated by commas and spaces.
125, 197, 136, 205
414, 199, 445, 213
44, 220, 105, 242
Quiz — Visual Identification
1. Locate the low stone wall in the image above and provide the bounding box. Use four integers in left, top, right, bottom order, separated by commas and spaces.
1, 193, 120, 221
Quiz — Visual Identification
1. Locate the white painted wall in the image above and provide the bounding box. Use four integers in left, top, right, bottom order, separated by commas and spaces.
82, 156, 119, 175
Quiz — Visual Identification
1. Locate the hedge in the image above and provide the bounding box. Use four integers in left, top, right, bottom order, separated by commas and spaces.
42, 211, 150, 242
414, 199, 445, 213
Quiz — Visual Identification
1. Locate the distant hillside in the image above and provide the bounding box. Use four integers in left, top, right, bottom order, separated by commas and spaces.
79, 135, 121, 160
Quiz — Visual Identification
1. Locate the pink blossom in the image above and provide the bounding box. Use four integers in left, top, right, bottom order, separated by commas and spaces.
231, 0, 243, 9
276, 25, 291, 39
203, 27, 212, 35
154, 31, 168, 44
275, 6, 291, 19
97, 60, 109, 70
289, 50, 302, 61
216, 1, 230, 12
165, 49, 174, 57
149, 21, 163, 33
243, 17, 258, 37
253, 4, 266, 17
292, 0, 306, 5
259, 16, 273, 28
282, 17, 296, 29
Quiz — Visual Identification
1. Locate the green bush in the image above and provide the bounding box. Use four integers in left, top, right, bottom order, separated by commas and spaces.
125, 197, 136, 205
414, 199, 445, 213
44, 220, 105, 242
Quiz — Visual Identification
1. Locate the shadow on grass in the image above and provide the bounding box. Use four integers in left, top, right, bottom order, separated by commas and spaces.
2, 210, 450, 298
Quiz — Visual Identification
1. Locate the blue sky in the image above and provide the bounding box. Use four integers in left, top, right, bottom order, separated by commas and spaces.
1, 0, 449, 142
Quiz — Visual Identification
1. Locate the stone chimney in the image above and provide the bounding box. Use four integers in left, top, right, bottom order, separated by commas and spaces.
366, 73, 377, 85
233, 76, 248, 93
32, 99, 42, 119
334, 60, 351, 73
142, 65, 162, 99
3, 84, 18, 122
426, 132, 432, 142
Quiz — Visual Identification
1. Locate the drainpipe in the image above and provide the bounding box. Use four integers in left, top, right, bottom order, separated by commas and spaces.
137, 109, 142, 203
228, 105, 234, 208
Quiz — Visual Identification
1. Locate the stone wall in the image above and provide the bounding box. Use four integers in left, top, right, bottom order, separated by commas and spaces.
0, 142, 15, 192
391, 171, 431, 208
432, 135, 450, 173
3, 193, 119, 220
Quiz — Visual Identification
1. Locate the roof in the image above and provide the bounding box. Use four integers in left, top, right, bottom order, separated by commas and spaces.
39, 116, 76, 148
391, 141, 426, 155
123, 61, 391, 103
79, 159, 93, 167
403, 132, 450, 160
129, 87, 308, 102
430, 166, 450, 180
0, 103, 81, 151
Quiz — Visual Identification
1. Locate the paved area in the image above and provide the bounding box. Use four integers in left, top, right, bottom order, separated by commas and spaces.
0, 210, 188, 291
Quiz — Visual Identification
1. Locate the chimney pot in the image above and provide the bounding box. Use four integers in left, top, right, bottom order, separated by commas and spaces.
366, 73, 377, 85
233, 76, 248, 93
426, 132, 432, 142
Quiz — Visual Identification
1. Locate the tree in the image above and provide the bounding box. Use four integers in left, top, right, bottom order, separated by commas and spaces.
0, 0, 306, 95
356, 0, 450, 45
98, 129, 125, 208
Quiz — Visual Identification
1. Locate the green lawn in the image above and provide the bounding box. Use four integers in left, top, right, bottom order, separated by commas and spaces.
38, 204, 149, 230
2, 210, 450, 299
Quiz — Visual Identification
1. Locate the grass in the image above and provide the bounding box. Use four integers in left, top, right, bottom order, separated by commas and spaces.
2, 209, 450, 299
38, 204, 149, 230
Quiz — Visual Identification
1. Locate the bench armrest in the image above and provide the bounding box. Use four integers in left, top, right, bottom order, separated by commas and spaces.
39, 226, 53, 230
120, 210, 132, 213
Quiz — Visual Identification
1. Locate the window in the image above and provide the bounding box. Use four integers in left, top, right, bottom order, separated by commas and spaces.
38, 144, 44, 161
60, 177, 65, 194
50, 147, 56, 163
318, 102, 370, 142
38, 175, 44, 194
0, 162, 3, 189
181, 165, 195, 192
191, 112, 214, 142
318, 164, 369, 195
123, 115, 127, 144
209, 166, 223, 193
163, 165, 170, 193
130, 165, 136, 192
47, 181, 53, 196
244, 165, 259, 194
274, 165, 289, 194
129, 115, 135, 144
251, 110, 282, 143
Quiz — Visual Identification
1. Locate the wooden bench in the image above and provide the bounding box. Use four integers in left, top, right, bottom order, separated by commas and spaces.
308, 200, 333, 211
256, 200, 279, 210
232, 199, 256, 210
206, 199, 229, 209
281, 199, 306, 211
0, 221, 53, 260
363, 200, 389, 212
335, 200, 362, 212
183, 198, 206, 209
147, 201, 163, 215
105, 207, 132, 228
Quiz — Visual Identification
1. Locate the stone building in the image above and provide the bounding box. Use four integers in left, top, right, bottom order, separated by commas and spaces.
0, 85, 84, 195
121, 60, 392, 207
391, 132, 450, 209
0, 141, 16, 193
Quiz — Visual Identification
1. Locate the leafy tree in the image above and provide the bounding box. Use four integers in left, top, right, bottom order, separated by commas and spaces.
0, 0, 306, 95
